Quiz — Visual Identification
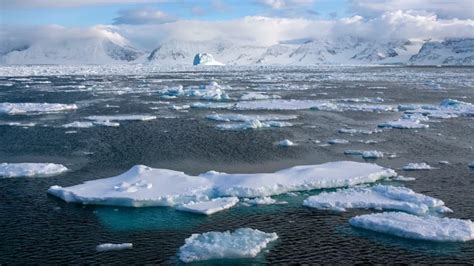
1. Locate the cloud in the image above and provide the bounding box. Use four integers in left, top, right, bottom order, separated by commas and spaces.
113, 7, 175, 25
349, 0, 474, 19
257, 0, 315, 9
1, 0, 160, 9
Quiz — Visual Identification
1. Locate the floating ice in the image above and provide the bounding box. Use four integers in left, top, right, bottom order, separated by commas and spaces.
48, 161, 396, 207
216, 120, 293, 130
469, 162, 474, 169
379, 117, 429, 129
337, 97, 384, 103
403, 163, 433, 171
338, 128, 382, 135
1, 122, 36, 127
328, 139, 349, 144
276, 139, 296, 147
243, 197, 284, 205
96, 243, 133, 252
176, 197, 239, 215
160, 82, 230, 101
86, 115, 157, 122
344, 150, 384, 159
392, 176, 416, 181
349, 212, 474, 242
62, 121, 95, 128
303, 185, 449, 215
0, 102, 78, 115
0, 163, 68, 178
240, 92, 281, 101
178, 228, 278, 263
193, 53, 224, 66
206, 113, 297, 122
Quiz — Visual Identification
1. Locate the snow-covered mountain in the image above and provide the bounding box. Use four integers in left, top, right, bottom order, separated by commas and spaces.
409, 38, 474, 66
0, 28, 143, 65
0, 33, 472, 66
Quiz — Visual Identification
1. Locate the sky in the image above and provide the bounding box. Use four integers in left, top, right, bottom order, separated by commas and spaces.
1, 0, 473, 50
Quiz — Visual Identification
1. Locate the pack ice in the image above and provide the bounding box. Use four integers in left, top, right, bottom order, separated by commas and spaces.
0, 102, 77, 115
303, 185, 450, 215
48, 161, 396, 214
0, 163, 68, 178
350, 212, 474, 242
178, 228, 278, 262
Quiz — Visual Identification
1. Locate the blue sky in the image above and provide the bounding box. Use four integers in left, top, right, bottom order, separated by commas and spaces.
1, 0, 348, 26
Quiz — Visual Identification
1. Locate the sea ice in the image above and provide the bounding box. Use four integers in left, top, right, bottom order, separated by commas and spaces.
160, 82, 230, 101
240, 92, 280, 101
328, 139, 349, 144
276, 139, 296, 147
391, 176, 416, 181
344, 150, 384, 159
303, 185, 449, 215
243, 197, 283, 205
206, 113, 297, 122
378, 119, 429, 129
338, 128, 382, 135
96, 243, 133, 252
62, 121, 95, 128
0, 102, 78, 114
216, 120, 293, 130
349, 212, 474, 242
86, 115, 157, 122
178, 228, 278, 262
0, 163, 68, 178
176, 197, 239, 215
403, 163, 433, 171
48, 161, 397, 207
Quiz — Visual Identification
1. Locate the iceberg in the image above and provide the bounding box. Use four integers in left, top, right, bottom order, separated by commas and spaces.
303, 185, 449, 215
96, 243, 133, 252
0, 163, 68, 178
178, 228, 278, 263
349, 212, 474, 242
48, 161, 396, 208
0, 102, 78, 115
176, 197, 239, 215
402, 162, 433, 171
193, 53, 224, 66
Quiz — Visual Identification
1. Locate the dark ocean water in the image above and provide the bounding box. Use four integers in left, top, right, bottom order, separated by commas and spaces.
0, 66, 473, 264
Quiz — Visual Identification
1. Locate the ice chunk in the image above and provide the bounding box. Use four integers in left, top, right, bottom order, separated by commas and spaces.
276, 139, 296, 147
338, 128, 382, 135
62, 121, 95, 128
303, 185, 448, 215
0, 163, 68, 178
48, 161, 396, 206
403, 162, 433, 171
0, 102, 77, 114
206, 113, 297, 122
178, 228, 278, 262
1, 122, 36, 127
96, 243, 133, 252
160, 82, 229, 101
349, 212, 474, 242
216, 120, 293, 130
344, 150, 384, 159
328, 139, 349, 144
176, 197, 239, 215
240, 92, 281, 101
86, 115, 157, 122
469, 162, 474, 169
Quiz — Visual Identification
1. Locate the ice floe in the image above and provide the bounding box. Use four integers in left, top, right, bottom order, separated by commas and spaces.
349, 212, 474, 242
328, 139, 349, 144
0, 102, 78, 115
178, 228, 278, 262
96, 243, 133, 252
243, 197, 286, 205
216, 120, 293, 130
344, 150, 384, 159
338, 128, 382, 135
206, 113, 297, 122
160, 82, 230, 101
0, 163, 68, 178
402, 163, 433, 171
240, 92, 281, 101
276, 139, 296, 147
62, 121, 95, 128
176, 197, 239, 215
1, 122, 36, 127
303, 185, 449, 215
48, 161, 396, 208
86, 115, 157, 122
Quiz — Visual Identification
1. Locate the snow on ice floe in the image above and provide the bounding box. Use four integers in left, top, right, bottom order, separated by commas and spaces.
159, 82, 230, 101
0, 163, 68, 178
349, 212, 474, 242
0, 102, 78, 115
344, 150, 384, 159
176, 197, 239, 215
402, 163, 433, 171
96, 243, 133, 252
243, 197, 286, 205
303, 185, 450, 215
276, 139, 296, 147
48, 161, 397, 209
178, 228, 278, 263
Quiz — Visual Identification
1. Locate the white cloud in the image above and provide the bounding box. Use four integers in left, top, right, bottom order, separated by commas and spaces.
1, 0, 160, 9
349, 0, 474, 19
257, 0, 315, 9
113, 7, 175, 25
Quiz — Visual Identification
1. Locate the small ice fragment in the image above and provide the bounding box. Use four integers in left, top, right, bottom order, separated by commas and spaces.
243, 197, 278, 205
276, 139, 296, 147
392, 176, 416, 181
438, 161, 450, 165
178, 228, 278, 262
468, 162, 474, 169
403, 162, 433, 171
0, 163, 68, 178
176, 197, 239, 215
328, 139, 349, 144
96, 243, 133, 252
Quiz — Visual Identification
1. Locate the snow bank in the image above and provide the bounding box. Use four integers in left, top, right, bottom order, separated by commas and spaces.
176, 197, 239, 215
350, 212, 474, 242
0, 102, 77, 115
48, 161, 396, 208
178, 228, 278, 262
403, 162, 433, 171
0, 163, 68, 178
96, 243, 133, 252
303, 185, 449, 215
193, 53, 224, 66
